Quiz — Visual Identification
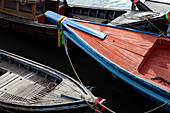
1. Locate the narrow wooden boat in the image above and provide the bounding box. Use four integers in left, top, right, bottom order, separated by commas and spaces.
0, 49, 105, 113
144, 0, 170, 13
63, 0, 169, 35
0, 0, 168, 41
0, 0, 59, 40
45, 11, 170, 112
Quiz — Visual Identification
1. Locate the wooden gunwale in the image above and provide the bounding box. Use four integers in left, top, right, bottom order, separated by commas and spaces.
0, 0, 44, 20
68, 21, 170, 91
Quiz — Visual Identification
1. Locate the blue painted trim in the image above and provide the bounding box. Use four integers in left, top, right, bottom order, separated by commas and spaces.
45, 11, 107, 40
73, 18, 170, 38
45, 11, 170, 111
64, 26, 170, 95
64, 31, 170, 111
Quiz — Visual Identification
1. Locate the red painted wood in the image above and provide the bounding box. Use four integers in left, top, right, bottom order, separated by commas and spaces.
68, 21, 170, 90
139, 43, 170, 83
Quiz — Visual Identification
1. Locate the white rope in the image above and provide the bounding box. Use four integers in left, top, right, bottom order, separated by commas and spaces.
146, 19, 166, 37
123, 14, 166, 37
144, 100, 170, 113
64, 37, 116, 113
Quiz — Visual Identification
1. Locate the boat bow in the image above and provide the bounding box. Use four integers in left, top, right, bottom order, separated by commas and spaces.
45, 11, 107, 40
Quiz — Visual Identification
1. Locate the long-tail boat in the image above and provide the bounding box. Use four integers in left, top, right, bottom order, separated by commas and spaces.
144, 0, 170, 13
0, 49, 105, 113
0, 0, 59, 40
63, 0, 169, 35
0, 0, 169, 40
45, 11, 170, 112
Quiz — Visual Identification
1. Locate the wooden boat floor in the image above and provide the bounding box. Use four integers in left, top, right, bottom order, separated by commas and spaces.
70, 21, 170, 90
0, 60, 85, 106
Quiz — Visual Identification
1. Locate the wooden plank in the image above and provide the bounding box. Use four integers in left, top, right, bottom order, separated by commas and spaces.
4, 76, 41, 98
0, 72, 12, 83
56, 0, 59, 12
69, 26, 143, 71
105, 35, 147, 56
0, 73, 20, 88
24, 85, 45, 99
43, 1, 45, 13
2, 0, 4, 8
139, 44, 170, 83
0, 8, 36, 20
15, 0, 40, 4
61, 91, 82, 100
32, 4, 36, 18
69, 21, 160, 72
16, 1, 19, 12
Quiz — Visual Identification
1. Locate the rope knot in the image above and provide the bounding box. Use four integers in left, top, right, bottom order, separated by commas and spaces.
93, 97, 104, 113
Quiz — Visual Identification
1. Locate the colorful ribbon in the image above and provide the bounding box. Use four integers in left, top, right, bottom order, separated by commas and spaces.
133, 0, 140, 4
58, 16, 66, 47
166, 11, 170, 36
132, 4, 137, 10
93, 97, 104, 113
37, 0, 45, 3
132, 0, 140, 10
166, 11, 170, 22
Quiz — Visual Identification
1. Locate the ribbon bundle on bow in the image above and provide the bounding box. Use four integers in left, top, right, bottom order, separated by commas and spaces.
58, 16, 66, 47
166, 11, 170, 36
131, 0, 140, 10
166, 11, 170, 22
93, 97, 104, 113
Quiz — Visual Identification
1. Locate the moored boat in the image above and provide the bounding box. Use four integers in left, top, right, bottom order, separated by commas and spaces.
144, 0, 170, 13
0, 49, 105, 113
45, 11, 170, 112
0, 0, 59, 40
0, 0, 169, 41
63, 0, 169, 35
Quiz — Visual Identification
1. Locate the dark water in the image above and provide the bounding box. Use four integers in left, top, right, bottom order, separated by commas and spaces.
0, 27, 168, 113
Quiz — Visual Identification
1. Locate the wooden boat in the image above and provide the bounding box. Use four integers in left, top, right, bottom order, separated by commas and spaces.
0, 49, 105, 113
0, 0, 59, 40
0, 0, 168, 41
144, 0, 170, 13
63, 0, 169, 35
45, 11, 170, 112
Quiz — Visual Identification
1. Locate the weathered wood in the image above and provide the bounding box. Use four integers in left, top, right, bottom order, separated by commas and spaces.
32, 3, 36, 18
2, 0, 4, 8
0, 49, 99, 113
0, 1, 38, 20
69, 20, 170, 91
16, 1, 19, 12
0, 8, 36, 20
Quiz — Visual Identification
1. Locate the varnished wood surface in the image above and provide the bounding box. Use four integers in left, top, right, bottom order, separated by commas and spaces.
69, 21, 170, 91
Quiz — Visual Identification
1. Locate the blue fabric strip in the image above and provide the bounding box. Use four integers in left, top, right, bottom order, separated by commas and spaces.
45, 11, 107, 40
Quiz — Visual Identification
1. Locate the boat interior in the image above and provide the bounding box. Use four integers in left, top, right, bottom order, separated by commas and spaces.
0, 0, 127, 25
69, 21, 170, 90
0, 0, 167, 34
144, 0, 170, 13
0, 53, 88, 106
0, 0, 59, 23
138, 39, 170, 87
64, 5, 127, 24
0, 0, 44, 20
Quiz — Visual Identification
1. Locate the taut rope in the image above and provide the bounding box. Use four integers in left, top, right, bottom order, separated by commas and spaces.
63, 36, 116, 113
